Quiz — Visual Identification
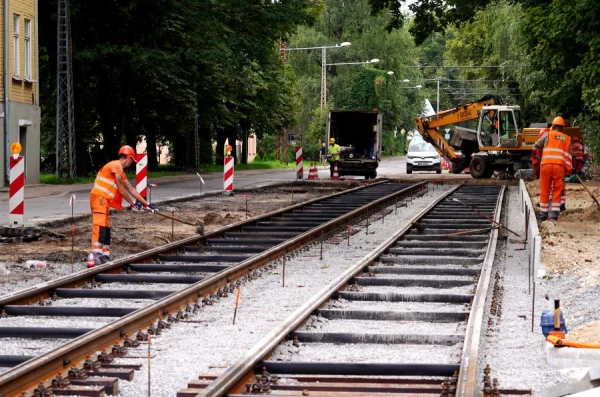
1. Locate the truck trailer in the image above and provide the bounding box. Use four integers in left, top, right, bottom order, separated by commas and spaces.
326, 110, 382, 179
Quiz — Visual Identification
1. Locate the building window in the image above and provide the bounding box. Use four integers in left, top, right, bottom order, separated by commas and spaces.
24, 19, 31, 80
13, 14, 20, 78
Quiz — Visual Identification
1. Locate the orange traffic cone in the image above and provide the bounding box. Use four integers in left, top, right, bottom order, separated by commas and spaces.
332, 163, 339, 180
308, 162, 319, 180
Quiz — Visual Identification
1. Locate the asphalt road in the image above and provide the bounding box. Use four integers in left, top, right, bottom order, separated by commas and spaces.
0, 156, 469, 225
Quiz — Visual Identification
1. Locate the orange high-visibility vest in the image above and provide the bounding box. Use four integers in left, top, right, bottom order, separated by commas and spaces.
541, 130, 572, 173
572, 142, 584, 161
91, 160, 127, 209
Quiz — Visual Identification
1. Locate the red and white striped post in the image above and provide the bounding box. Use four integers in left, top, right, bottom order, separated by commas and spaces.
135, 153, 148, 200
224, 155, 234, 194
295, 145, 303, 180
9, 155, 25, 225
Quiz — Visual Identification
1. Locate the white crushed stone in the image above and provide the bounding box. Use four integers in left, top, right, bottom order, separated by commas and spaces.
117, 185, 453, 396
0, 337, 69, 356
273, 342, 461, 363
337, 300, 470, 312
482, 186, 597, 395
303, 318, 464, 335
360, 285, 476, 295
0, 316, 110, 328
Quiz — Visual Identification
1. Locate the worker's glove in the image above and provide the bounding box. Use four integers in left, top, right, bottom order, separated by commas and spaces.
145, 203, 159, 213
131, 201, 143, 212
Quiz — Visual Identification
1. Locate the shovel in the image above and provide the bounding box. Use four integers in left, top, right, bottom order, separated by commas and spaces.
575, 174, 600, 209
144, 208, 205, 235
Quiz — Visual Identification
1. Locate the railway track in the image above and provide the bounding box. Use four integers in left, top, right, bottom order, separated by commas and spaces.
181, 185, 533, 397
0, 180, 427, 397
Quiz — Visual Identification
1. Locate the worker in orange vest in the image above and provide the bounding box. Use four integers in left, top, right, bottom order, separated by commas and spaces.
534, 117, 572, 221
89, 145, 157, 266
570, 136, 585, 175
531, 127, 549, 179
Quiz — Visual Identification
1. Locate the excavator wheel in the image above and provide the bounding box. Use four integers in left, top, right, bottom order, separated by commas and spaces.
470, 156, 492, 179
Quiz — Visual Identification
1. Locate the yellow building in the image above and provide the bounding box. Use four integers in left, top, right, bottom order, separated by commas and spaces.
0, 0, 40, 188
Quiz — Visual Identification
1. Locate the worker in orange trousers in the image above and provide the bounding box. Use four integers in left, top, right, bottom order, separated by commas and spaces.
89, 145, 157, 266
534, 117, 572, 221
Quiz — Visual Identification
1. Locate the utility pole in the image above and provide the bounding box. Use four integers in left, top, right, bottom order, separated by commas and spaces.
56, 0, 76, 178
321, 47, 327, 111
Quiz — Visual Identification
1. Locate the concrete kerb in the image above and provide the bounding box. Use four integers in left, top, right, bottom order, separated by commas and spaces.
519, 179, 544, 278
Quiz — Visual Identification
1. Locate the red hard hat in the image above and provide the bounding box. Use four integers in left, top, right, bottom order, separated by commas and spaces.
551, 116, 567, 127
118, 145, 137, 162
539, 128, 550, 137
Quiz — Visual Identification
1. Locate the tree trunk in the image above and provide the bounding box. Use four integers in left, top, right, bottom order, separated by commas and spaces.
198, 125, 212, 164
145, 122, 158, 171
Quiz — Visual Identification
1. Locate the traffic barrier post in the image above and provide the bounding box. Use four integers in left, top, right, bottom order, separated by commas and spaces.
135, 154, 148, 200
9, 155, 25, 226
224, 156, 234, 195
295, 146, 303, 180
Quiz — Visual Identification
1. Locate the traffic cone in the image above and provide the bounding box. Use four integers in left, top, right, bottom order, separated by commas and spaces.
308, 162, 319, 180
332, 163, 339, 180
86, 252, 96, 268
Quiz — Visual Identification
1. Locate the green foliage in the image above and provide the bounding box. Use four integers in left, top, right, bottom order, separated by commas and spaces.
257, 134, 278, 161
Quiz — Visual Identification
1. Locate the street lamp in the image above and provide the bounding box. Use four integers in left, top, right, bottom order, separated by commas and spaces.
326, 58, 380, 66
283, 42, 352, 110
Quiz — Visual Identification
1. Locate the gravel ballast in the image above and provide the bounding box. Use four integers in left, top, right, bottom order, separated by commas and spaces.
116, 185, 451, 396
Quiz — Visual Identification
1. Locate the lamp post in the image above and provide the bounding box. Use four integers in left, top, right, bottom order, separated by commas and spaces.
284, 42, 351, 110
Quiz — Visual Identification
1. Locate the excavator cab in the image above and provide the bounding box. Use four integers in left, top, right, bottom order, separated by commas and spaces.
477, 106, 522, 148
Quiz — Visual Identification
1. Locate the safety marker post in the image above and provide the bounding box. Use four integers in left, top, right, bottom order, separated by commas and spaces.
148, 184, 158, 205
295, 146, 303, 180
70, 194, 76, 271
232, 287, 241, 325
9, 155, 25, 226
196, 173, 204, 195
224, 156, 234, 195
135, 153, 148, 200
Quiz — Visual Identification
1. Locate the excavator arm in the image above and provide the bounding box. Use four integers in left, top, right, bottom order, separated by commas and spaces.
414, 95, 501, 172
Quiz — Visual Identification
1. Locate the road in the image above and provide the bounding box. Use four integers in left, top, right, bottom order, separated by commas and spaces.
0, 157, 469, 225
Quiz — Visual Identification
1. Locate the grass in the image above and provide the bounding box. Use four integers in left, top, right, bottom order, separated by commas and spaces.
39, 159, 313, 185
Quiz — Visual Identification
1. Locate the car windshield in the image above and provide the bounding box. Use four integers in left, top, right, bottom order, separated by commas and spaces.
409, 142, 435, 153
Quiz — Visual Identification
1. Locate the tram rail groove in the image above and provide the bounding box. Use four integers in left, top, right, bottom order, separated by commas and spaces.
196, 185, 461, 397
0, 180, 427, 397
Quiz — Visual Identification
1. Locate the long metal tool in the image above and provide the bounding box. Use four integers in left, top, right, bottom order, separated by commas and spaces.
146, 208, 205, 235
452, 197, 521, 237
575, 174, 600, 209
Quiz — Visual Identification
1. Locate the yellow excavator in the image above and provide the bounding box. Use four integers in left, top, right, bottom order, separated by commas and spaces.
414, 95, 581, 178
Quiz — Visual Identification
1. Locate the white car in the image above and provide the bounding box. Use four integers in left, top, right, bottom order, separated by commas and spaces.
406, 141, 442, 174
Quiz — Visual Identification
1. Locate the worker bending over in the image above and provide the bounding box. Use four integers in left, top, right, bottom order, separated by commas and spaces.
571, 136, 585, 175
534, 117, 572, 221
327, 137, 341, 178
89, 145, 157, 266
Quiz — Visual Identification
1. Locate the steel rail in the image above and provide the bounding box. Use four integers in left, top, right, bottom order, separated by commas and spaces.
0, 181, 426, 397
456, 185, 506, 396
198, 184, 460, 397
0, 180, 389, 307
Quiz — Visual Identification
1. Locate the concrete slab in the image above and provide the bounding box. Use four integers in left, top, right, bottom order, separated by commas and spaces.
546, 342, 600, 369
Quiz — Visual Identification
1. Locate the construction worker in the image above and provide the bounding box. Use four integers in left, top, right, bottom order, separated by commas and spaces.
531, 128, 549, 179
327, 137, 341, 178
89, 145, 157, 266
571, 136, 585, 175
534, 116, 572, 221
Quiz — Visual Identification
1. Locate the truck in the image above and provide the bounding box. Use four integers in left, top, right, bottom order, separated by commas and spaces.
413, 95, 582, 178
326, 110, 382, 179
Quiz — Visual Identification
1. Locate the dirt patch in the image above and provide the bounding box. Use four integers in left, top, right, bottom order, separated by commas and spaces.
0, 185, 345, 296
526, 178, 600, 343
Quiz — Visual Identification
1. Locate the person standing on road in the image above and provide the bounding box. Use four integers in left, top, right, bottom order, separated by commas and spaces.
89, 145, 157, 266
534, 117, 572, 221
320, 142, 327, 165
327, 138, 341, 178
